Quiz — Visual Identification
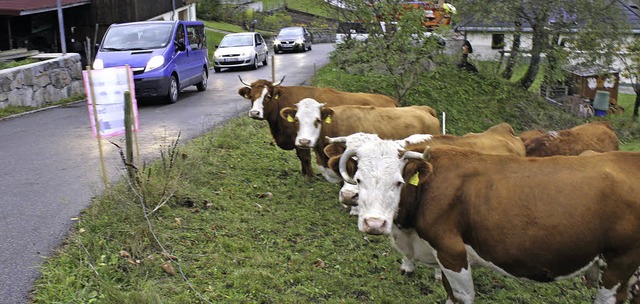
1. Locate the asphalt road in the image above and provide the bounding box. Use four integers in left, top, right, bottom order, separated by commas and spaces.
0, 43, 334, 304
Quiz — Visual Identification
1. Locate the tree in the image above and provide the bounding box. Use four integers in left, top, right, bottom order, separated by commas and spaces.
618, 37, 640, 120
326, 0, 451, 103
457, 0, 628, 90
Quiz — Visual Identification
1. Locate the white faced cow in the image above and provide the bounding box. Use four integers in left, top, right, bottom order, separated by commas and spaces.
280, 98, 440, 183
237, 77, 398, 178
339, 140, 640, 303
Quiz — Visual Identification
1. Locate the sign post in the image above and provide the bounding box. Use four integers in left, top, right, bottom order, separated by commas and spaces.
82, 65, 139, 187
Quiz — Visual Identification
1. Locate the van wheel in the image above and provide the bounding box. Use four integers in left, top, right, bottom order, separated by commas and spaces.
213, 66, 221, 73
251, 56, 258, 70
262, 53, 268, 66
167, 75, 179, 104
196, 68, 208, 91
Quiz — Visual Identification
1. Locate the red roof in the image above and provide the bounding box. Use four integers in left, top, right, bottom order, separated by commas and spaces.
0, 0, 91, 16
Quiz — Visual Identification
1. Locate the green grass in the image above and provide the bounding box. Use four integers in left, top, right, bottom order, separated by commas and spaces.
0, 94, 85, 119
32, 117, 599, 304
31, 60, 640, 303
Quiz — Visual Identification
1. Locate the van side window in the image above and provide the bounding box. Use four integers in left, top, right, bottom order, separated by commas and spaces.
186, 25, 206, 50
175, 25, 186, 44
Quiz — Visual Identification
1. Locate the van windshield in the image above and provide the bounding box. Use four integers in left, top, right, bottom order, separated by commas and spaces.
102, 23, 173, 51
218, 35, 253, 48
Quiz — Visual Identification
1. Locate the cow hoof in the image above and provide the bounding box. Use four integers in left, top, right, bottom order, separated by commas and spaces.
401, 270, 415, 277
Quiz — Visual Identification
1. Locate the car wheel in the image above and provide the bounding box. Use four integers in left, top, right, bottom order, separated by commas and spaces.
301, 43, 307, 52
213, 66, 221, 73
166, 75, 179, 104
251, 56, 258, 70
307, 43, 312, 51
262, 53, 269, 66
196, 68, 208, 91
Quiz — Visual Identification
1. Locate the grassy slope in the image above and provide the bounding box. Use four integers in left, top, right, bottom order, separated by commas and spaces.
31, 59, 639, 303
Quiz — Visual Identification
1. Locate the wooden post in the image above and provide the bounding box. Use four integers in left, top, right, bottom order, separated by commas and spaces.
124, 91, 135, 180
85, 66, 109, 187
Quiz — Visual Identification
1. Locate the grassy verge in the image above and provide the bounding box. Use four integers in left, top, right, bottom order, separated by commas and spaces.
32, 116, 598, 304
0, 94, 85, 120
32, 62, 639, 303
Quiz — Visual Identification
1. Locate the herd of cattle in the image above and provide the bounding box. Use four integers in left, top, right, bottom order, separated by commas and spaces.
237, 77, 640, 304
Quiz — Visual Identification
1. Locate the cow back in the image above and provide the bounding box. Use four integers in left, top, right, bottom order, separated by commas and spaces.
407, 148, 640, 280
525, 121, 619, 157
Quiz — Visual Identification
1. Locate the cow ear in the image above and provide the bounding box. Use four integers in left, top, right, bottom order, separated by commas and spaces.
279, 107, 297, 123
238, 87, 251, 99
270, 86, 283, 100
324, 143, 346, 158
403, 160, 431, 187
327, 155, 357, 178
320, 108, 334, 123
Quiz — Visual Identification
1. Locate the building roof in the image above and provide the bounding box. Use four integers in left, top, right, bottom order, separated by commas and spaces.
0, 0, 91, 16
457, 1, 640, 34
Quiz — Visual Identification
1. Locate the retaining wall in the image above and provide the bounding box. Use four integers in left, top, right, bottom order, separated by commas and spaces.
0, 53, 85, 109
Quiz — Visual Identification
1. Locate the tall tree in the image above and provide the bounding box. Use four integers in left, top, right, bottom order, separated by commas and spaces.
457, 0, 628, 90
326, 0, 451, 103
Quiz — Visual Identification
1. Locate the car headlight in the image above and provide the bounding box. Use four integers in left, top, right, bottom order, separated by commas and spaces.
274, 39, 281, 45
145, 55, 164, 72
92, 59, 104, 70
295, 38, 304, 44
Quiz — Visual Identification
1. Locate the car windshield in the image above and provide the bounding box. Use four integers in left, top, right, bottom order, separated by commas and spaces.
278, 28, 302, 36
219, 35, 253, 47
102, 23, 173, 51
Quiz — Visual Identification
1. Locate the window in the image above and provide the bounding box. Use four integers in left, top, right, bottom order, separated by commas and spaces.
491, 34, 505, 49
186, 25, 206, 50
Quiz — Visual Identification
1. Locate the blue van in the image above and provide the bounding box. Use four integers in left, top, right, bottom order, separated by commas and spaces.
93, 20, 209, 103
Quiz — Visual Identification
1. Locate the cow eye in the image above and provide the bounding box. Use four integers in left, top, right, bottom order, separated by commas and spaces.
396, 180, 405, 187
314, 118, 322, 127
355, 178, 361, 184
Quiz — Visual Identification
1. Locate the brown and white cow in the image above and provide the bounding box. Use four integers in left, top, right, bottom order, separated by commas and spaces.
323, 123, 525, 278
237, 77, 398, 178
326, 122, 526, 206
524, 121, 619, 157
339, 140, 640, 303
279, 97, 440, 182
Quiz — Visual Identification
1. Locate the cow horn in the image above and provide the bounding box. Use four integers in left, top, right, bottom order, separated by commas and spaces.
273, 76, 286, 86
339, 148, 357, 184
422, 146, 431, 160
238, 76, 251, 88
325, 136, 348, 144
403, 150, 425, 160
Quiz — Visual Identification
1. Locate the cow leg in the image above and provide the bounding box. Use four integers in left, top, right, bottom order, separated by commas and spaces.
391, 226, 441, 280
436, 241, 474, 304
295, 147, 314, 178
597, 253, 640, 304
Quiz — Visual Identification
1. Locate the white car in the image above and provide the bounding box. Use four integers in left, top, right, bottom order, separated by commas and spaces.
213, 32, 269, 72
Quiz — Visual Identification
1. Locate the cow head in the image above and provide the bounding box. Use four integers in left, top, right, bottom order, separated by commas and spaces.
339, 140, 431, 235
279, 98, 332, 149
238, 76, 285, 120
325, 133, 433, 206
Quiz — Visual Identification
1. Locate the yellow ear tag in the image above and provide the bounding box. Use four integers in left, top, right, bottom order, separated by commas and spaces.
325, 115, 332, 124
408, 172, 419, 186
287, 114, 294, 122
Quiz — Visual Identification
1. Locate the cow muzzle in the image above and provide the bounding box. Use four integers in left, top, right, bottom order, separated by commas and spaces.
363, 217, 388, 235
248, 110, 263, 119
339, 189, 358, 206
296, 139, 313, 148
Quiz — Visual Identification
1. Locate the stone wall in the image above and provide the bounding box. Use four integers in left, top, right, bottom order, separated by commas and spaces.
310, 28, 337, 44
0, 53, 85, 109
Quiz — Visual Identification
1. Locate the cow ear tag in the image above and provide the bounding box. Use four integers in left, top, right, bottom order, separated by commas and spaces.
325, 115, 332, 124
287, 114, 294, 122
408, 172, 419, 186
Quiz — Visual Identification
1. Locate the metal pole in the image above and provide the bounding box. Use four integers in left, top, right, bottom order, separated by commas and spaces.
57, 0, 67, 53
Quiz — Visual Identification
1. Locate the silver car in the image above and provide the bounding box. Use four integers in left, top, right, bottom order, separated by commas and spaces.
273, 26, 312, 53
213, 32, 269, 72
